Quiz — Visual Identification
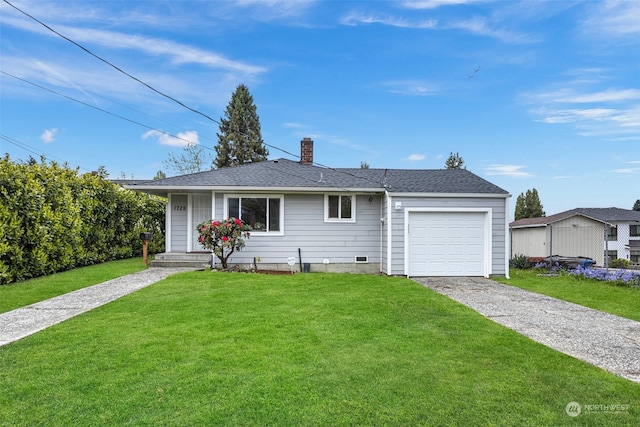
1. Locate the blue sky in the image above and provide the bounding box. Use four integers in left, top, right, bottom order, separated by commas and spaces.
1, 0, 638, 217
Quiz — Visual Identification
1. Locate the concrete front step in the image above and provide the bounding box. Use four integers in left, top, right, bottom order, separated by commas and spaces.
151, 252, 212, 268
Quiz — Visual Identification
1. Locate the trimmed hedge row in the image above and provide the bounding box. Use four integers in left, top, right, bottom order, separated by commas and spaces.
0, 155, 165, 284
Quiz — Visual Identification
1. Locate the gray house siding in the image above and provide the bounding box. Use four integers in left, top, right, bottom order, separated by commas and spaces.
207, 193, 382, 272
381, 195, 389, 274
386, 195, 507, 276
133, 154, 510, 275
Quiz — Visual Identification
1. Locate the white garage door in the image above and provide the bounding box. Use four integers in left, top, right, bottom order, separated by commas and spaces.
408, 211, 486, 276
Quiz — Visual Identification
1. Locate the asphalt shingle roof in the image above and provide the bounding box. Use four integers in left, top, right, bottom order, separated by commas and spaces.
128, 158, 509, 196
510, 207, 640, 227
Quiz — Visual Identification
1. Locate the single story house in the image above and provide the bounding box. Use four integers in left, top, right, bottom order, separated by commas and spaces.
510, 207, 640, 266
129, 138, 511, 277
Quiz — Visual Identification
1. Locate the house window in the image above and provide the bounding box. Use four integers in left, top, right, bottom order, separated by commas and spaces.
226, 195, 282, 233
605, 250, 618, 265
630, 224, 640, 237
325, 194, 355, 222
606, 225, 618, 241
631, 250, 640, 264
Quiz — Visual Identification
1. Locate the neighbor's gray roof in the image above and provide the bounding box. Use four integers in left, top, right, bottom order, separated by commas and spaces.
510, 207, 640, 228
128, 158, 509, 197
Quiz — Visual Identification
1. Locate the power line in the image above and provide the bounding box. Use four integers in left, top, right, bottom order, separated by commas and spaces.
1, 70, 199, 148
0, 133, 92, 172
3, 0, 387, 188
17, 66, 220, 145
3, 0, 221, 126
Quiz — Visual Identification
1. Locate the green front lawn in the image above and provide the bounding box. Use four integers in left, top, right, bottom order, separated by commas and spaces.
1, 272, 637, 426
0, 258, 148, 314
495, 269, 640, 322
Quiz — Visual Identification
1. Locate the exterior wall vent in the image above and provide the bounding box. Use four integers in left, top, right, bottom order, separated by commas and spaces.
355, 256, 368, 263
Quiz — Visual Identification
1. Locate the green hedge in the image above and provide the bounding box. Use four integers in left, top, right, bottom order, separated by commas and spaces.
0, 155, 166, 284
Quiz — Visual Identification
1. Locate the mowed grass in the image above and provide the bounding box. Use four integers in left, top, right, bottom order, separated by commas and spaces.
494, 269, 640, 322
1, 272, 638, 426
0, 258, 148, 314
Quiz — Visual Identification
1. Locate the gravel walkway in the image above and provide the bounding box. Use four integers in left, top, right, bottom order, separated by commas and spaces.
413, 277, 640, 384
0, 267, 197, 347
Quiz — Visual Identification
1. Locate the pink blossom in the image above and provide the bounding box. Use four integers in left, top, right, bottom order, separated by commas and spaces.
222, 236, 229, 242
234, 218, 241, 225
212, 221, 220, 227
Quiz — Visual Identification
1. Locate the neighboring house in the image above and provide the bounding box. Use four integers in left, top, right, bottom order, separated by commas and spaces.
510, 208, 640, 266
128, 138, 511, 277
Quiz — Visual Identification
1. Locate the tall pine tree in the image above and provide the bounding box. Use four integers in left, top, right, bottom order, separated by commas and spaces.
215, 84, 268, 169
514, 188, 545, 220
445, 152, 465, 169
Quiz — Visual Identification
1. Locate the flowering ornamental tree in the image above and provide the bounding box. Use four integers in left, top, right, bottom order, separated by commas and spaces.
197, 217, 251, 269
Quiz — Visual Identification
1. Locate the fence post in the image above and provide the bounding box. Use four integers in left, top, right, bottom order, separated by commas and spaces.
549, 224, 553, 273
604, 224, 609, 273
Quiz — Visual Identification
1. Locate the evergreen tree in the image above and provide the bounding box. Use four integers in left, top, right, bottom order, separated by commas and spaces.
153, 170, 167, 180
215, 84, 268, 169
445, 152, 465, 169
514, 188, 546, 220
360, 161, 370, 169
633, 199, 640, 211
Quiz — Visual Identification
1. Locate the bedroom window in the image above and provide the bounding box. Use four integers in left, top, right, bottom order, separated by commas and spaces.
227, 195, 282, 233
325, 194, 355, 222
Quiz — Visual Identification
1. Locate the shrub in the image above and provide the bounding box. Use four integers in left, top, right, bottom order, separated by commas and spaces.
197, 218, 251, 269
510, 254, 532, 269
0, 155, 166, 284
610, 258, 631, 269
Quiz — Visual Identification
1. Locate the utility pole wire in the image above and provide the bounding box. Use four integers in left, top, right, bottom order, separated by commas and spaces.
3, 0, 221, 126
3, 0, 389, 188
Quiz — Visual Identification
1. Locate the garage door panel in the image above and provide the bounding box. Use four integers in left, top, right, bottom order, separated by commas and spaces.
467, 244, 483, 256
449, 244, 464, 256
409, 211, 486, 276
448, 227, 464, 239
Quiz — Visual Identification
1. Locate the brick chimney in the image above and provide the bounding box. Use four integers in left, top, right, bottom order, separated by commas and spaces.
300, 137, 313, 164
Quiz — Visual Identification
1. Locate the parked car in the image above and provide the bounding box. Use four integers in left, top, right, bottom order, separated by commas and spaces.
542, 255, 596, 269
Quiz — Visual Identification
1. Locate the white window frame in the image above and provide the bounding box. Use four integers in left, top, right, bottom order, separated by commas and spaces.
224, 194, 284, 236
324, 194, 356, 223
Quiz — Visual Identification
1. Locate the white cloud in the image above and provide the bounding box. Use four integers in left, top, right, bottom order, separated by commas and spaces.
533, 88, 640, 104
142, 130, 199, 148
581, 0, 640, 38
523, 79, 640, 140
340, 11, 535, 43
340, 13, 436, 29
484, 164, 532, 178
407, 154, 425, 161
282, 122, 305, 128
40, 128, 57, 143
445, 17, 539, 44
235, 0, 316, 18
2, 8, 265, 75
383, 80, 440, 96
402, 0, 479, 9
613, 167, 640, 174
